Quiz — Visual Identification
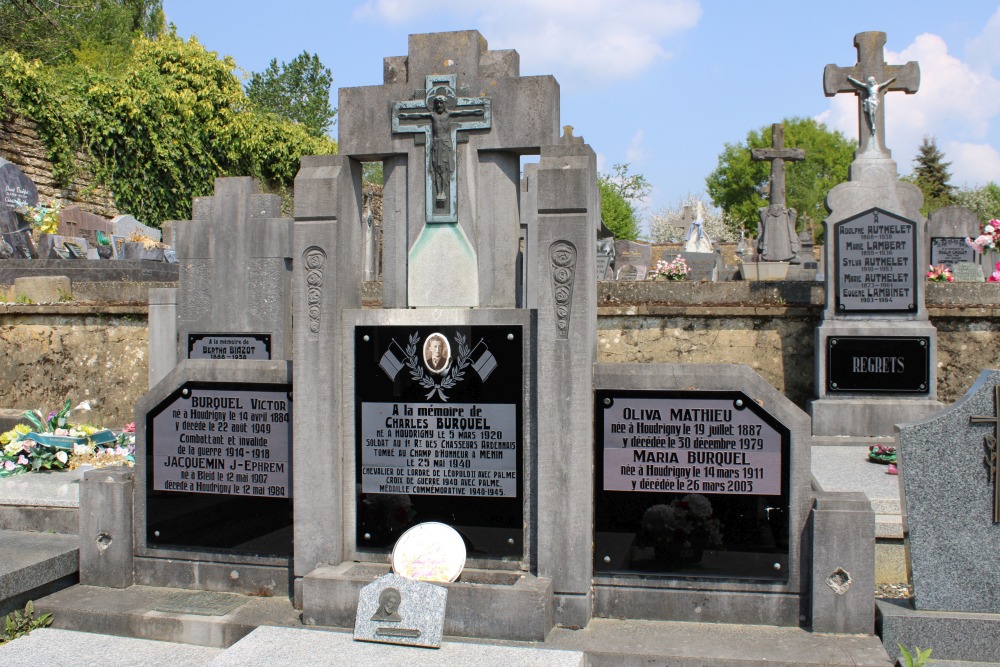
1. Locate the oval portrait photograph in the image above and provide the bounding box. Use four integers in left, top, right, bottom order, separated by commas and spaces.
422, 333, 451, 375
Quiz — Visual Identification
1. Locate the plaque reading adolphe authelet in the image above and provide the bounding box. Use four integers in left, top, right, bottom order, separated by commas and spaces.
355, 325, 523, 556
835, 207, 917, 313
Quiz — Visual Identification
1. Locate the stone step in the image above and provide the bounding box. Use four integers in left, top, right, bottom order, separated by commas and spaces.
0, 469, 81, 534
0, 628, 222, 667
0, 529, 78, 616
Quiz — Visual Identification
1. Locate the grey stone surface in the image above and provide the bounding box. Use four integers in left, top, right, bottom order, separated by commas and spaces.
37, 234, 89, 260
211, 625, 586, 667
681, 249, 721, 281
0, 157, 38, 258
929, 205, 980, 269
111, 214, 161, 242
353, 573, 446, 647
175, 177, 292, 361
338, 30, 558, 308
0, 259, 178, 284
810, 491, 875, 633
593, 363, 812, 627
148, 287, 178, 388
877, 599, 1000, 664
896, 370, 1000, 613
303, 562, 553, 642
79, 467, 134, 588
0, 529, 78, 616
953, 261, 986, 282
810, 445, 902, 538
0, 628, 221, 667
534, 143, 598, 629
0, 469, 81, 508
12, 275, 70, 303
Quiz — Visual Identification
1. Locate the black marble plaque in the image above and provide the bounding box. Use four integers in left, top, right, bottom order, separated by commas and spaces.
594, 389, 790, 580
835, 208, 916, 313
188, 333, 272, 360
827, 336, 930, 393
0, 158, 38, 258
355, 325, 523, 557
146, 382, 292, 556
930, 237, 975, 268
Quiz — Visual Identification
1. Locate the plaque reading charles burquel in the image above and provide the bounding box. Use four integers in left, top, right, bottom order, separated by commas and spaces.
835, 207, 916, 312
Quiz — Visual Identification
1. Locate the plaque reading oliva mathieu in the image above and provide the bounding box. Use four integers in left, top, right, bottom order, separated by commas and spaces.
835, 207, 916, 313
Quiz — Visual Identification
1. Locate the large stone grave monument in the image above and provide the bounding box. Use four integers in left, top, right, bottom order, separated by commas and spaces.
878, 370, 1000, 663
0, 157, 38, 258
752, 123, 804, 264
811, 32, 943, 436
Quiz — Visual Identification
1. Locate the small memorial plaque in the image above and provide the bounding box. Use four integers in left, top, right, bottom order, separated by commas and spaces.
952, 261, 985, 283
594, 389, 790, 580
835, 208, 916, 313
355, 325, 523, 556
188, 334, 272, 360
354, 573, 447, 648
146, 382, 292, 555
392, 522, 466, 582
827, 336, 930, 393
930, 237, 975, 268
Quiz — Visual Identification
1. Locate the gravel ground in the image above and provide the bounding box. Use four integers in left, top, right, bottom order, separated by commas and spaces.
876, 583, 913, 599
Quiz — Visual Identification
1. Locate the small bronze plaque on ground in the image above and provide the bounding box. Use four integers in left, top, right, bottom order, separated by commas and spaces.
153, 591, 247, 616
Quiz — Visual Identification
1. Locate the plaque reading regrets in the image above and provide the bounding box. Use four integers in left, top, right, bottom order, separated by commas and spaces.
601, 394, 783, 496
355, 325, 524, 555
836, 208, 916, 312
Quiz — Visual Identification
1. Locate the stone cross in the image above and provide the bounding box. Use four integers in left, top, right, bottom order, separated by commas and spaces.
969, 385, 1000, 524
751, 124, 804, 210
338, 31, 559, 308
392, 74, 491, 223
824, 32, 919, 157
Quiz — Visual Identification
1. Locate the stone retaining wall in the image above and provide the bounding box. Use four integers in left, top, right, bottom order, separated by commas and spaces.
1, 281, 999, 426
0, 114, 119, 218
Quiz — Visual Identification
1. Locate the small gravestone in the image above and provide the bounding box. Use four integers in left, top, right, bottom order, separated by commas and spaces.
354, 573, 447, 648
112, 214, 161, 243
928, 205, 979, 269
58, 206, 114, 250
36, 234, 89, 260
0, 158, 38, 258
951, 261, 985, 283
879, 370, 1000, 663
596, 236, 614, 280
614, 240, 651, 280
683, 250, 721, 282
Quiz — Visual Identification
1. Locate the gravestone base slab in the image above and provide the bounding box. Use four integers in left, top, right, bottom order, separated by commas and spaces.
809, 398, 945, 437
301, 563, 553, 641
134, 556, 291, 598
877, 600, 1000, 665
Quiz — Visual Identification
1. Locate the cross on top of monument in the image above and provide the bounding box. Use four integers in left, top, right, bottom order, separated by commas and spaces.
969, 385, 1000, 524
751, 124, 805, 211
824, 31, 919, 157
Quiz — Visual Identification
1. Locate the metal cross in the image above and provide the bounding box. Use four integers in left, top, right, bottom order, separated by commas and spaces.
823, 32, 919, 157
970, 385, 1000, 524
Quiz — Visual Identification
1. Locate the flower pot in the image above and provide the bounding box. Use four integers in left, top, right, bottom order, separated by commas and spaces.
122, 242, 164, 262
739, 261, 789, 281
96, 245, 114, 259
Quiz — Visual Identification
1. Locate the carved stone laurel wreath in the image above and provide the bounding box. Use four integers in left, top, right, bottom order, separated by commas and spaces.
549, 241, 577, 339
303, 247, 326, 339
404, 332, 472, 402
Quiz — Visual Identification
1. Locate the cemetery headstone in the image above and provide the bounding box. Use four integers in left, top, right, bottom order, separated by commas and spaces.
596, 236, 614, 280
812, 32, 942, 437
951, 261, 985, 283
614, 240, 651, 280
683, 249, 721, 282
0, 158, 38, 258
36, 234, 89, 260
58, 206, 114, 250
927, 205, 980, 272
752, 123, 805, 263
353, 573, 447, 648
878, 370, 1000, 663
111, 214, 161, 243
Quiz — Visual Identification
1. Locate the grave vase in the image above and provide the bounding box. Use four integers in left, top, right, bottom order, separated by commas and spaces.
654, 534, 708, 565
122, 242, 164, 262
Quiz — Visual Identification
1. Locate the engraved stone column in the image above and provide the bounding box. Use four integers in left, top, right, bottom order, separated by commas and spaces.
292, 156, 364, 594
533, 143, 598, 627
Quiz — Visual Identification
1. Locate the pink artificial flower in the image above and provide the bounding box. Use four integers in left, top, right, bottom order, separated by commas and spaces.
17, 455, 28, 466
3, 460, 15, 471
124, 422, 135, 433
886, 463, 898, 475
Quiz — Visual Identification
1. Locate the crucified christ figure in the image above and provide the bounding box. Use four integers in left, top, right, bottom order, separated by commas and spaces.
847, 75, 896, 138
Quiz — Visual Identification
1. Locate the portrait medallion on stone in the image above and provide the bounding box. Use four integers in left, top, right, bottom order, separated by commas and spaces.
371, 587, 403, 622
423, 332, 452, 375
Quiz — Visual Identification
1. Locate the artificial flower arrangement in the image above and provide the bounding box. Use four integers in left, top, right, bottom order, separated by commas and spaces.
14, 198, 63, 236
925, 264, 954, 283
988, 261, 1000, 283
636, 493, 723, 557
126, 230, 167, 249
649, 255, 691, 281
867, 443, 897, 465
0, 400, 135, 478
966, 219, 1000, 254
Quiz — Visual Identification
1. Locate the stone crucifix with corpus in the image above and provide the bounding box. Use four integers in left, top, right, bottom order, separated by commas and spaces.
824, 31, 919, 157
751, 123, 805, 263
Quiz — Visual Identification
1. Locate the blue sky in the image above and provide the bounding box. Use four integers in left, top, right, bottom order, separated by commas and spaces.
164, 1, 1000, 226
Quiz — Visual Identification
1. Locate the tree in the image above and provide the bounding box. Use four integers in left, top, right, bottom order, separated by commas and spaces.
909, 136, 955, 216
0, 1, 164, 65
649, 194, 737, 243
955, 183, 1000, 222
598, 163, 650, 240
705, 117, 854, 237
246, 51, 336, 138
